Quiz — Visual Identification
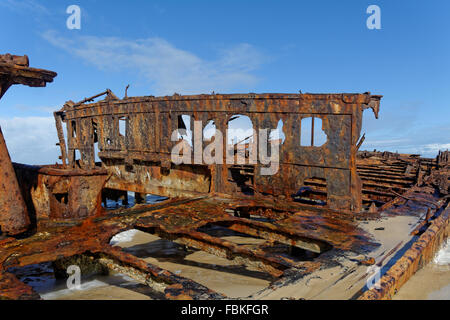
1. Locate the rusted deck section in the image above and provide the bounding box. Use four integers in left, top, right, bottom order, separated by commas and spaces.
0, 54, 448, 300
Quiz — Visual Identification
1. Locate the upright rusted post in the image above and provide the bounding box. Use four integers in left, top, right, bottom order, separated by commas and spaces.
135, 192, 145, 204
0, 126, 30, 234
0, 53, 56, 235
54, 111, 68, 166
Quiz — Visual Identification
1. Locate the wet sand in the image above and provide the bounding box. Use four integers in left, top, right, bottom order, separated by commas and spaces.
43, 277, 153, 300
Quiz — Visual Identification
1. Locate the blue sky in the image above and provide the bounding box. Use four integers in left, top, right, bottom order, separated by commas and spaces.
0, 0, 449, 164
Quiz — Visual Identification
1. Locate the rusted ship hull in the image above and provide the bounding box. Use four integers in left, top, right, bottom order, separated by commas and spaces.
0, 54, 448, 300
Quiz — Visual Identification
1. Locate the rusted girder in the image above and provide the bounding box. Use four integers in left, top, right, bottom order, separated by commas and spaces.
135, 225, 290, 277
0, 54, 56, 99
93, 246, 225, 300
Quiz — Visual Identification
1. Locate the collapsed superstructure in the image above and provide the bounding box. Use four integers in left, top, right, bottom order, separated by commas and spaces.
0, 54, 448, 300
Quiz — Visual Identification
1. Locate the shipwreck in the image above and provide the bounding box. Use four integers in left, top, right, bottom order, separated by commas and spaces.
0, 54, 448, 300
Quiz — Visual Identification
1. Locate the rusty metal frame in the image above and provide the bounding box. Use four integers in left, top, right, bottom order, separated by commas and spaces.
57, 92, 382, 214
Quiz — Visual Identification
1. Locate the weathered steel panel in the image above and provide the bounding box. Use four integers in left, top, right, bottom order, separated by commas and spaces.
58, 92, 381, 212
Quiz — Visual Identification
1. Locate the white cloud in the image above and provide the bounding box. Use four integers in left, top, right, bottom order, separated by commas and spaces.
0, 0, 49, 14
362, 141, 450, 158
12, 104, 59, 113
42, 31, 266, 96
362, 139, 410, 146
0, 117, 60, 165
361, 103, 450, 158
406, 143, 450, 158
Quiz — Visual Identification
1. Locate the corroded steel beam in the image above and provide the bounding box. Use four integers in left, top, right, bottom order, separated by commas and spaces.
94, 246, 225, 300
0, 54, 56, 99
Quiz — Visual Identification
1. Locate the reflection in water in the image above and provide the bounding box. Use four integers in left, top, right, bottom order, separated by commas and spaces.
103, 193, 168, 210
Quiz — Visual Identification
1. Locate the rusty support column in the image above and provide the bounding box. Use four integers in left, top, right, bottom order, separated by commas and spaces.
54, 111, 68, 166
0, 126, 30, 235
0, 53, 56, 234
135, 192, 145, 204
